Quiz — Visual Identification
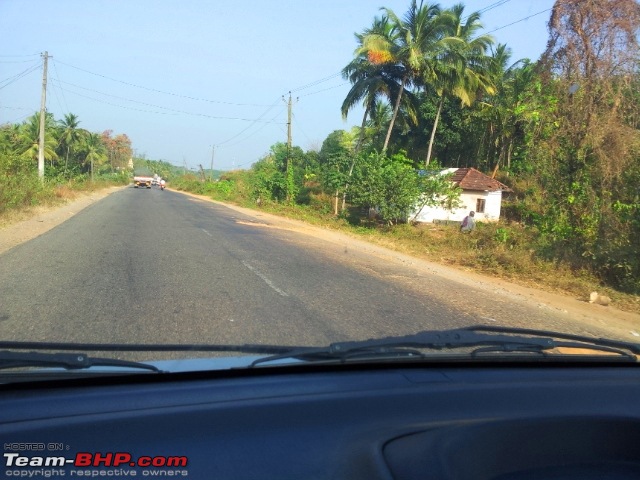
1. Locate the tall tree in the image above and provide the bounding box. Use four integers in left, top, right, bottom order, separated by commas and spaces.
358, 1, 445, 152
57, 113, 82, 175
18, 113, 58, 166
342, 16, 398, 153
534, 0, 640, 291
83, 132, 107, 181
424, 3, 495, 166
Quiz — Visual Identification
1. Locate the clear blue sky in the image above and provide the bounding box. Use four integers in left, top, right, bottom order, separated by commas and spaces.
1, 0, 555, 171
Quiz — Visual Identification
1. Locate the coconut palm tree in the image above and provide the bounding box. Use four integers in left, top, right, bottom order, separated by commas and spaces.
58, 113, 82, 175
424, 3, 495, 166
18, 113, 58, 166
358, 1, 446, 152
342, 16, 402, 152
83, 132, 106, 181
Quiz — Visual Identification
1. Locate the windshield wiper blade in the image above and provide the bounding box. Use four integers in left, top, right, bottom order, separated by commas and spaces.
0, 341, 298, 355
249, 325, 640, 367
0, 350, 162, 373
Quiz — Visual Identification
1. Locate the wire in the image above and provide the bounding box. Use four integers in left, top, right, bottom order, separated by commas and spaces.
51, 60, 70, 114
0, 53, 40, 58
0, 63, 41, 90
221, 105, 285, 148
50, 81, 67, 118
54, 59, 274, 107
51, 87, 180, 116
484, 7, 552, 35
299, 82, 349, 98
0, 59, 43, 64
216, 98, 285, 146
291, 112, 313, 145
289, 72, 343, 93
475, 0, 512, 16
55, 83, 284, 123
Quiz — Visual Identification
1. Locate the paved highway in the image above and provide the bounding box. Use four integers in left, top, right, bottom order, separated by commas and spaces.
0, 186, 625, 357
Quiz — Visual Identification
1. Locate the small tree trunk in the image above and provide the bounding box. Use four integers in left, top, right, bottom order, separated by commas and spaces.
341, 107, 369, 212
64, 147, 69, 175
426, 96, 444, 167
491, 136, 509, 178
382, 75, 407, 153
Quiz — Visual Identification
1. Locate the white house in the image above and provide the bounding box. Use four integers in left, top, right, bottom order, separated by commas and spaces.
411, 167, 512, 223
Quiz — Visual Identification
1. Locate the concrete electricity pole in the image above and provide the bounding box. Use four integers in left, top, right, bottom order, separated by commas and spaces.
210, 145, 215, 181
283, 91, 296, 201
38, 51, 50, 182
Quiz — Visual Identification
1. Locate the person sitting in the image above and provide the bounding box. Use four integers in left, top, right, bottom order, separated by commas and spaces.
460, 211, 476, 233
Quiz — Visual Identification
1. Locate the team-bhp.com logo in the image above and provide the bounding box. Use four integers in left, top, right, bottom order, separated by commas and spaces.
5, 452, 188, 467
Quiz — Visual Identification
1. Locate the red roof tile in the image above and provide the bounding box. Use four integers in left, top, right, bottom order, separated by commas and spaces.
451, 168, 512, 192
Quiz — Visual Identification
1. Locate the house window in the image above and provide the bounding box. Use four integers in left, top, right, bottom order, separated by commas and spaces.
476, 198, 486, 213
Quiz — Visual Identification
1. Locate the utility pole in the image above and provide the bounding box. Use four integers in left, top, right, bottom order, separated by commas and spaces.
38, 51, 50, 182
210, 145, 215, 181
283, 91, 294, 201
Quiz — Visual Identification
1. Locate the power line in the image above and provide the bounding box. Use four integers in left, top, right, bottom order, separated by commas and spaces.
291, 112, 313, 145
0, 59, 43, 64
51, 60, 70, 114
289, 72, 343, 93
0, 53, 40, 58
51, 87, 181, 116
475, 0, 512, 16
54, 82, 284, 123
216, 99, 285, 147
299, 82, 349, 98
0, 63, 40, 90
484, 7, 552, 35
54, 59, 275, 107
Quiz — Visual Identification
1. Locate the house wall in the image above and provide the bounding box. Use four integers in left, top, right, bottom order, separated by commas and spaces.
410, 190, 503, 223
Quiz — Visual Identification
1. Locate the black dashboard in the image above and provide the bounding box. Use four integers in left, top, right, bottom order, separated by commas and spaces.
3, 362, 640, 479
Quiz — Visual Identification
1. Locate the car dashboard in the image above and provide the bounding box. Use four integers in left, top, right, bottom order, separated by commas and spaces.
3, 362, 640, 479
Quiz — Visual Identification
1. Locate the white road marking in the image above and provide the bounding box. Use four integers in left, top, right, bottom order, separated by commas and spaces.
242, 261, 289, 297
202, 228, 212, 237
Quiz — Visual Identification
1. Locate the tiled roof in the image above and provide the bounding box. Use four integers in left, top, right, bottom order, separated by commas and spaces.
451, 168, 512, 192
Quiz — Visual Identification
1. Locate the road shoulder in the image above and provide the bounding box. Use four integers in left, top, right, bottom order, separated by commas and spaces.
0, 185, 127, 256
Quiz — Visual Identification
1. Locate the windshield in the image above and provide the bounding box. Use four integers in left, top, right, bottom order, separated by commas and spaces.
1, 0, 639, 376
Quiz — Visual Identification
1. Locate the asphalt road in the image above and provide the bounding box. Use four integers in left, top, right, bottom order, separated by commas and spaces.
0, 186, 625, 357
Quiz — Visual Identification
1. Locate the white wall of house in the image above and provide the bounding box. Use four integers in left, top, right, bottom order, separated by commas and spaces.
410, 190, 503, 223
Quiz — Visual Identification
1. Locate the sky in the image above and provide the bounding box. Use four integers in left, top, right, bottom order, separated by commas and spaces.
1, 0, 556, 171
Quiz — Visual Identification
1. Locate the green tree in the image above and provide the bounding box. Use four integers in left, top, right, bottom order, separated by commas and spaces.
424, 3, 495, 166
57, 113, 82, 175
351, 151, 422, 225
358, 1, 445, 152
532, 0, 640, 291
319, 130, 355, 214
83, 132, 107, 180
342, 16, 408, 153
18, 113, 58, 167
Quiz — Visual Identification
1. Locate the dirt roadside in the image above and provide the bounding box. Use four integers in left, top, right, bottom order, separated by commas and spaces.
0, 185, 127, 255
2, 186, 639, 336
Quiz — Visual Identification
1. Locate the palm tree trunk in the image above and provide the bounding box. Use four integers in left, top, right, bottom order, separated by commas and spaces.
64, 147, 70, 175
425, 95, 444, 167
491, 140, 505, 178
341, 107, 369, 211
382, 75, 407, 153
